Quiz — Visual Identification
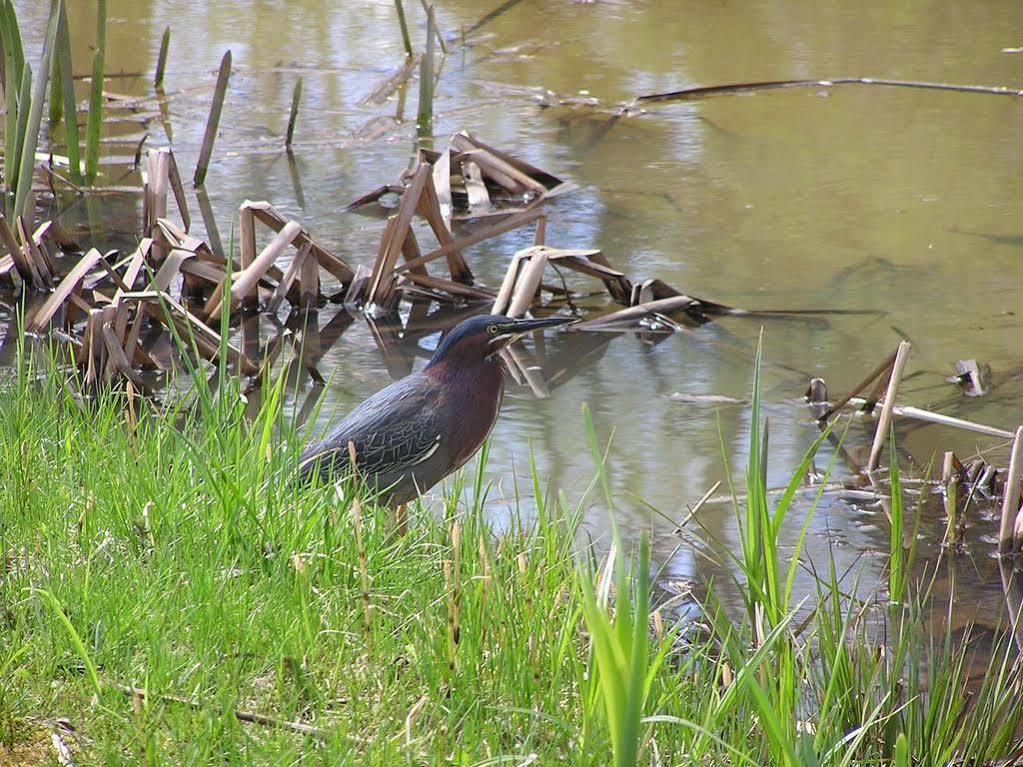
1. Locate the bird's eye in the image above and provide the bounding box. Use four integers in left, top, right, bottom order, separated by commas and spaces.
487, 324, 499, 335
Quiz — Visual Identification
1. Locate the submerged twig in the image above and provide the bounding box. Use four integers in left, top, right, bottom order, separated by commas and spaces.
633, 77, 1023, 107
464, 0, 526, 37
285, 77, 302, 148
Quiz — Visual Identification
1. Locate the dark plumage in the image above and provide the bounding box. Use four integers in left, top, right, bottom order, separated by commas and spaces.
299, 314, 574, 504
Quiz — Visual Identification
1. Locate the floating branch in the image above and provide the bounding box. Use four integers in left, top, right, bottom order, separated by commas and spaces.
633, 77, 1023, 107
194, 50, 231, 186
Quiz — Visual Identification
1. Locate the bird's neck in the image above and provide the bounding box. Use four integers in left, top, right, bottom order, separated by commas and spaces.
425, 356, 504, 397
425, 356, 505, 462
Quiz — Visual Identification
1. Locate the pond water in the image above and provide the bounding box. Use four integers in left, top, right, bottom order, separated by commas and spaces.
8, 0, 1023, 645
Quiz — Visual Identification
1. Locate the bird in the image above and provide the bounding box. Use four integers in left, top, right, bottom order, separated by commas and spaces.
298, 314, 575, 508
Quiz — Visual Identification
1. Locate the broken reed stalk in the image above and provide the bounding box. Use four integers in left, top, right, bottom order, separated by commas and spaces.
867, 341, 911, 472
942, 450, 958, 548
286, 76, 302, 148
818, 348, 898, 422
206, 219, 301, 319
393, 0, 413, 57
95, 0, 106, 54
154, 26, 170, 88
418, 0, 448, 54
999, 427, 1023, 555
395, 207, 543, 275
417, 5, 435, 137
194, 50, 231, 186
166, 149, 190, 231
506, 248, 548, 318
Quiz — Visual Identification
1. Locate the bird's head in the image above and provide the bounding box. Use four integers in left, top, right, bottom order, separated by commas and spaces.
426, 314, 575, 367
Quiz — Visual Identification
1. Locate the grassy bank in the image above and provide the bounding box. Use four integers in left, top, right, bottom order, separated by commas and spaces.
1, 346, 1023, 766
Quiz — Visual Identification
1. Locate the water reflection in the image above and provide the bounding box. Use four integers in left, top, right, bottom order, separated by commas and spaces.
7, 0, 1023, 660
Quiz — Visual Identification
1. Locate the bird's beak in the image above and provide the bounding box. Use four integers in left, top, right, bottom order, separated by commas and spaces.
490, 315, 576, 349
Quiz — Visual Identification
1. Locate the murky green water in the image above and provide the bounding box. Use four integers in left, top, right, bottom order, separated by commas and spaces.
8, 0, 1023, 639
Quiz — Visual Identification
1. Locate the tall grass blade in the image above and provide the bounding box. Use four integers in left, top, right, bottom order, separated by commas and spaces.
0, 0, 24, 85
194, 49, 231, 186
581, 403, 614, 510
55, 0, 80, 180
47, 32, 61, 123
11, 63, 31, 203
84, 49, 104, 182
32, 587, 102, 698
580, 517, 657, 767
14, 0, 61, 220
887, 430, 906, 605
1, 3, 20, 196
154, 25, 170, 88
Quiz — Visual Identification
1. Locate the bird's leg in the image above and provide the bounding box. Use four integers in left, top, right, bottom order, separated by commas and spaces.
395, 503, 408, 537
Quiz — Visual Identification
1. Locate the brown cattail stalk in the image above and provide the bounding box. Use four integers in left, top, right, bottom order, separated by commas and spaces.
450, 521, 461, 649
477, 534, 491, 642
443, 560, 455, 672
352, 497, 371, 637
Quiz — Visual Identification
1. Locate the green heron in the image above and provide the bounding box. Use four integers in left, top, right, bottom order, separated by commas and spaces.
298, 314, 574, 505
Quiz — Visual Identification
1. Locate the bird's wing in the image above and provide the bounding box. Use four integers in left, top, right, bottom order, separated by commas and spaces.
299, 374, 443, 482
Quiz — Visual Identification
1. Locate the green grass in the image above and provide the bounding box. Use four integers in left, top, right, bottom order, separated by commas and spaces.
1, 338, 1023, 765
